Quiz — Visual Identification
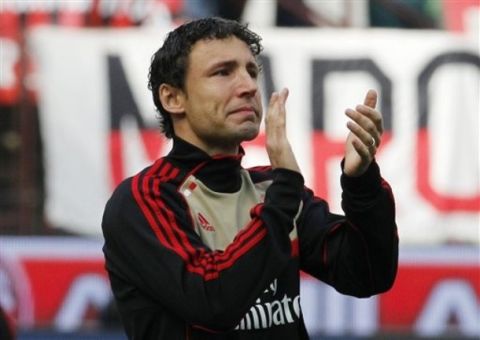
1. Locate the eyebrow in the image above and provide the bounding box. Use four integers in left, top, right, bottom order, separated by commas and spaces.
206, 59, 259, 73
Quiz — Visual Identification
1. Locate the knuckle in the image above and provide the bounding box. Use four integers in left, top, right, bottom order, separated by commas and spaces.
364, 120, 375, 132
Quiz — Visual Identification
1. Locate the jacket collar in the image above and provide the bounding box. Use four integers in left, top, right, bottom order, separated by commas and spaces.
166, 136, 245, 192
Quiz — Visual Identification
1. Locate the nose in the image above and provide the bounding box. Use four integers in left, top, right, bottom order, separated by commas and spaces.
236, 70, 258, 98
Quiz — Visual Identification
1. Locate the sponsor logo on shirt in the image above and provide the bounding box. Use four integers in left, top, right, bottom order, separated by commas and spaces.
235, 279, 300, 330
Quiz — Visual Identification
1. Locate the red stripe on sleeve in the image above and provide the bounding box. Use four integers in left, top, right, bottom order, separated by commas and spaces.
290, 239, 299, 257
131, 160, 175, 252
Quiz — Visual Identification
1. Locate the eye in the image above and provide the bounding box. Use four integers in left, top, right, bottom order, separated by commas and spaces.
248, 68, 259, 79
247, 63, 260, 79
213, 69, 230, 76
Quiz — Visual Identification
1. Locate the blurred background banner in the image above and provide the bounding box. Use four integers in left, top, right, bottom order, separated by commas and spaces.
1, 237, 478, 337
30, 27, 479, 243
1, 0, 479, 339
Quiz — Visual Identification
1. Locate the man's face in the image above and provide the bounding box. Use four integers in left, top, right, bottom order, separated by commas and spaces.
180, 36, 262, 152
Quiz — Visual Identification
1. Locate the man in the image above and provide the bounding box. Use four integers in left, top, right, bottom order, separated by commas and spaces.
102, 17, 398, 339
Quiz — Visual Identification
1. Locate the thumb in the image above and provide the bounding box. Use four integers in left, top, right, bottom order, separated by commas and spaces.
363, 89, 377, 109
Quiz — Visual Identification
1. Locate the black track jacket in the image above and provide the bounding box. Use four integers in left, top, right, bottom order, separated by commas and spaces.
102, 137, 398, 339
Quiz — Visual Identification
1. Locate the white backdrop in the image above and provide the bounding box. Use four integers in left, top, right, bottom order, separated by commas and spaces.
30, 27, 479, 244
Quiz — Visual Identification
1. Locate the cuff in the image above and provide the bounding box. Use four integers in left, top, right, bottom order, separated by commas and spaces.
340, 159, 382, 196
264, 168, 304, 217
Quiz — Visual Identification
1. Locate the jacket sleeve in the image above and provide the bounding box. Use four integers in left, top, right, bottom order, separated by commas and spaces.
298, 160, 398, 297
102, 168, 303, 331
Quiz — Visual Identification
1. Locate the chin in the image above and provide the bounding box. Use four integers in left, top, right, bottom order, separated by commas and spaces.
238, 126, 260, 142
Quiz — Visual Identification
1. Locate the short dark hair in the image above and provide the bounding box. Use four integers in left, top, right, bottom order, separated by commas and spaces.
148, 17, 263, 138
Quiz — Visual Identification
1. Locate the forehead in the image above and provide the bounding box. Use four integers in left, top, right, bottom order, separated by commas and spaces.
188, 36, 256, 67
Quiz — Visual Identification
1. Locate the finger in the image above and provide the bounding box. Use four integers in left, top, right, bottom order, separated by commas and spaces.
266, 92, 279, 123
268, 91, 279, 111
351, 138, 374, 159
267, 89, 288, 114
268, 88, 288, 126
355, 105, 384, 134
278, 87, 289, 105
266, 91, 285, 140
346, 120, 378, 151
363, 89, 377, 109
346, 108, 379, 137
278, 88, 289, 120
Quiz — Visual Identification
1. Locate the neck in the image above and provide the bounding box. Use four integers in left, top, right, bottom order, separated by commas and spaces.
175, 133, 240, 156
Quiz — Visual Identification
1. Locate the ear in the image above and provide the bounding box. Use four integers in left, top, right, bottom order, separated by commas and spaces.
158, 84, 185, 116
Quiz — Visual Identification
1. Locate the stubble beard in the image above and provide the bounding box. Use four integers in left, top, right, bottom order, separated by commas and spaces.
203, 122, 260, 152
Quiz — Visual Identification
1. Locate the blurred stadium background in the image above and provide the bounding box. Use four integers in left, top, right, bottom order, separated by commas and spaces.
0, 0, 478, 339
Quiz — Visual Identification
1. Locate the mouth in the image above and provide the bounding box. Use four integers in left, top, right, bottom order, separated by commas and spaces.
228, 106, 258, 118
